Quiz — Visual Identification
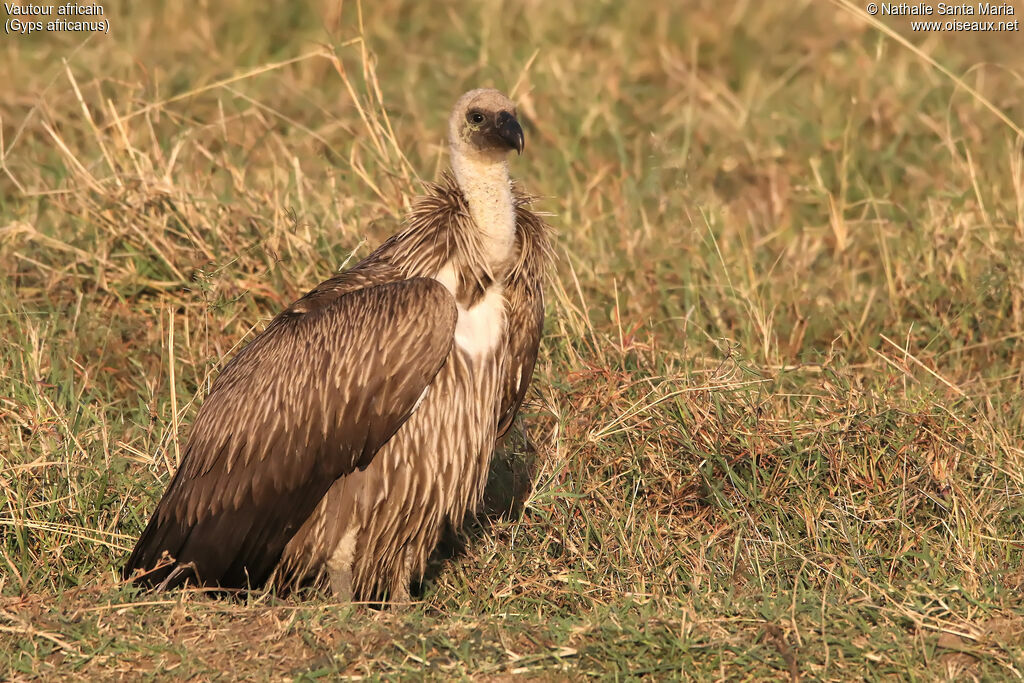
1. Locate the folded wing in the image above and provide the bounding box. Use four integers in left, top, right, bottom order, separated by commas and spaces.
496, 201, 551, 437
123, 269, 457, 589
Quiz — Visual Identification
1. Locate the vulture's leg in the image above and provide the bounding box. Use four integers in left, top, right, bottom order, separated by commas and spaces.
389, 553, 414, 606
326, 529, 356, 601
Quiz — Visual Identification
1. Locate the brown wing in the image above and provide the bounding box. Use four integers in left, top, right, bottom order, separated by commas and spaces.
496, 201, 552, 437
124, 266, 457, 589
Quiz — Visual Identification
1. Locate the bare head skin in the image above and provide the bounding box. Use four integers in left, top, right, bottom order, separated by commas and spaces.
448, 89, 524, 163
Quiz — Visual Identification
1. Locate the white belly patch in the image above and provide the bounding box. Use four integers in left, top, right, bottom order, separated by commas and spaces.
433, 264, 506, 361
454, 286, 506, 360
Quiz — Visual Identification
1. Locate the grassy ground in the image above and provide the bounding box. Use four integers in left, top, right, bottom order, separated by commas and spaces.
2, 0, 1024, 678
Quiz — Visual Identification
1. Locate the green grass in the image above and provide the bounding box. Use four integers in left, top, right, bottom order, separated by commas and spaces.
3, 0, 1024, 679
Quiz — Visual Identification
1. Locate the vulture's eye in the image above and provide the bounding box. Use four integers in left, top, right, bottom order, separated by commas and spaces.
467, 111, 485, 125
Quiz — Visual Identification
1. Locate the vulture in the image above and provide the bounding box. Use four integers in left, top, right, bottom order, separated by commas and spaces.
123, 89, 552, 602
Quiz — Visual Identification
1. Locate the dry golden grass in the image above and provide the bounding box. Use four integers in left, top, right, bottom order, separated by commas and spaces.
2, 0, 1024, 679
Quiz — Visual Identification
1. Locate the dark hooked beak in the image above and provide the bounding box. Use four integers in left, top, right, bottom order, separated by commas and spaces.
496, 111, 525, 155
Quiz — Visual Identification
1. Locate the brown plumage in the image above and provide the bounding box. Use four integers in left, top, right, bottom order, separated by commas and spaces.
123, 89, 552, 602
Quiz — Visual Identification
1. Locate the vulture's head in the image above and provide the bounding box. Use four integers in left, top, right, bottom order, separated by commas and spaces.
449, 89, 524, 162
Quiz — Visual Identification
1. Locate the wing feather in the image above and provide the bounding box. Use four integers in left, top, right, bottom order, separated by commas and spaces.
124, 270, 457, 589
496, 199, 553, 437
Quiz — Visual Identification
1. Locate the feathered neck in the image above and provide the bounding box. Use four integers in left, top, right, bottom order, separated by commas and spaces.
450, 148, 517, 273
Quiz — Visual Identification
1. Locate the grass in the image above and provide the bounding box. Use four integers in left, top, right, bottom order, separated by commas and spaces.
2, 0, 1024, 678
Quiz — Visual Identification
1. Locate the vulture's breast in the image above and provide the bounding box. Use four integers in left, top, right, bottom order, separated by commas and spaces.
453, 286, 506, 362
278, 266, 511, 597
433, 262, 508, 363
